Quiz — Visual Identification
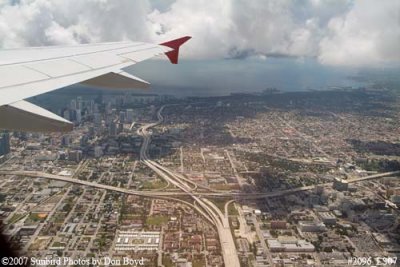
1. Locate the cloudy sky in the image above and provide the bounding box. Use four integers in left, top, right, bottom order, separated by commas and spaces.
1, 0, 399, 95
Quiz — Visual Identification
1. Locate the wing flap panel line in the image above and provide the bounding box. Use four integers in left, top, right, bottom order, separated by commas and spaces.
0, 60, 135, 106
72, 52, 128, 69
0, 100, 73, 132
27, 59, 92, 77
0, 42, 143, 66
119, 47, 168, 62
0, 65, 49, 88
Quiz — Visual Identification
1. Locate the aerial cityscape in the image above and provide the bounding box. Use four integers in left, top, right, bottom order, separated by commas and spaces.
0, 87, 399, 266
1, 0, 400, 266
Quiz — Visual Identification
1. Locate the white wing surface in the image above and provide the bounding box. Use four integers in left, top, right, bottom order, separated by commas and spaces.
0, 36, 191, 132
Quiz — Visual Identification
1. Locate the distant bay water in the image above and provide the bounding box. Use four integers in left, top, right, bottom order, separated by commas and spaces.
127, 58, 372, 97
38, 58, 399, 103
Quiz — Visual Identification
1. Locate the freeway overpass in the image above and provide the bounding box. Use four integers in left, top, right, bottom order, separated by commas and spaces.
347, 171, 400, 183
0, 170, 398, 199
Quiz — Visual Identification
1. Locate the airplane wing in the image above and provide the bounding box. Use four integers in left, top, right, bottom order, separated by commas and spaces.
0, 36, 191, 132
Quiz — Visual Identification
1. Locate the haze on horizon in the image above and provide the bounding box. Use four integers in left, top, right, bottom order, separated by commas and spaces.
1, 0, 399, 96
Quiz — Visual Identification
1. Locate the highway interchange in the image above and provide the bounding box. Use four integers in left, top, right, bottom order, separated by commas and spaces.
136, 106, 240, 267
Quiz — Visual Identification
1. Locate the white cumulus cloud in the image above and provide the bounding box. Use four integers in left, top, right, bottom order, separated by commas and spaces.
0, 0, 398, 66
318, 0, 400, 66
0, 0, 153, 47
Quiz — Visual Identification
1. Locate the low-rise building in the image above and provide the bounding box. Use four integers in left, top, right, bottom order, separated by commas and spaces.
114, 230, 160, 251
267, 238, 315, 252
298, 221, 327, 232
318, 211, 337, 225
270, 220, 287, 229
333, 178, 349, 191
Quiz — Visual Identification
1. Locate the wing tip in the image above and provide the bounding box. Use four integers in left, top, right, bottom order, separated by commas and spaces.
160, 36, 192, 64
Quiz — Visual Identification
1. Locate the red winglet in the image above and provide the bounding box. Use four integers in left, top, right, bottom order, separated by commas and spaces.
160, 36, 191, 64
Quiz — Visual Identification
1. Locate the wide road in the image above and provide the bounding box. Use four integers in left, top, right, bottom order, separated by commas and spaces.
137, 105, 241, 267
